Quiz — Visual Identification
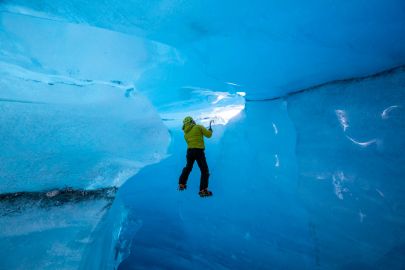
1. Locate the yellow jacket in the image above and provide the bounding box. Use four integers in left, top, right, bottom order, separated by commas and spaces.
182, 123, 212, 149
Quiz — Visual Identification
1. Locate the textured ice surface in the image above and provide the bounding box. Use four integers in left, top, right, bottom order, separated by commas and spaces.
118, 101, 312, 269
0, 65, 169, 193
0, 11, 178, 82
117, 68, 405, 270
0, 11, 172, 193
2, 1, 405, 99
0, 188, 121, 269
286, 67, 405, 269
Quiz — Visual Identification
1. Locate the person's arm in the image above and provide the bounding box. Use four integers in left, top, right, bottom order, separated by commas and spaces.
200, 125, 212, 138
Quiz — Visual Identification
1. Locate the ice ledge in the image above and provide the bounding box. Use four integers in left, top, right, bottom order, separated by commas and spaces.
0, 62, 170, 194
0, 185, 127, 269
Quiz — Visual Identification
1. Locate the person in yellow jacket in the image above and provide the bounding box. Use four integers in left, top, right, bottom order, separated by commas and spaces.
178, 116, 213, 197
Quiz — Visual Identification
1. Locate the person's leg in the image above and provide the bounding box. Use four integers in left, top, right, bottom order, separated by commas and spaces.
179, 149, 195, 186
195, 149, 210, 191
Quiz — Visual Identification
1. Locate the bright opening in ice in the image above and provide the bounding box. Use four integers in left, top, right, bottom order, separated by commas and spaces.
159, 89, 245, 127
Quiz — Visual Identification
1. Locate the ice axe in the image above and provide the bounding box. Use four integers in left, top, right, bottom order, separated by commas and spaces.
209, 120, 214, 131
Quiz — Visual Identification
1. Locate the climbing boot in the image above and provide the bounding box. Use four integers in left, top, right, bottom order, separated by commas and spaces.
199, 189, 213, 197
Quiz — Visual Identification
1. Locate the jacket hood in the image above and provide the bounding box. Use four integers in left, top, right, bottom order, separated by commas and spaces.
182, 122, 195, 133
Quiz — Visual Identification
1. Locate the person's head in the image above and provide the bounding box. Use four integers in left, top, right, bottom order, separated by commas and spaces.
182, 116, 195, 130
183, 116, 194, 125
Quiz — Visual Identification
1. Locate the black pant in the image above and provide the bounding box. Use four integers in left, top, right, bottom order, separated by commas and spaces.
179, 148, 210, 190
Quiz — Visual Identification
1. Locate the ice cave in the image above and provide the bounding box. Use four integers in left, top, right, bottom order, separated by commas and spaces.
0, 1, 405, 269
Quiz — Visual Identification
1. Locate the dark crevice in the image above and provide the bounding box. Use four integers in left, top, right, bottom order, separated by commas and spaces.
0, 98, 45, 104
246, 65, 405, 102
0, 187, 117, 215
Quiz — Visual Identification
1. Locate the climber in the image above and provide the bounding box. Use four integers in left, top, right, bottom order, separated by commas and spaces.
178, 116, 213, 197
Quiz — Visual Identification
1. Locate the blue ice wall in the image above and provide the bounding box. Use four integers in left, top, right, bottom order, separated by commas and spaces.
117, 66, 405, 270
0, 188, 123, 269
287, 67, 405, 268
117, 100, 310, 269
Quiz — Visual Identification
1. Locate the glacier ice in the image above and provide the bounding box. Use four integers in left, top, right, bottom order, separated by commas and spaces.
117, 67, 405, 270
118, 99, 306, 269
0, 10, 173, 193
0, 0, 405, 269
286, 67, 405, 268
0, 188, 118, 269
0, 64, 170, 193
2, 0, 405, 97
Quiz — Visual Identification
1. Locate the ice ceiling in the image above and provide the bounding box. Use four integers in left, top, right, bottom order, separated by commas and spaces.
2, 0, 405, 100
